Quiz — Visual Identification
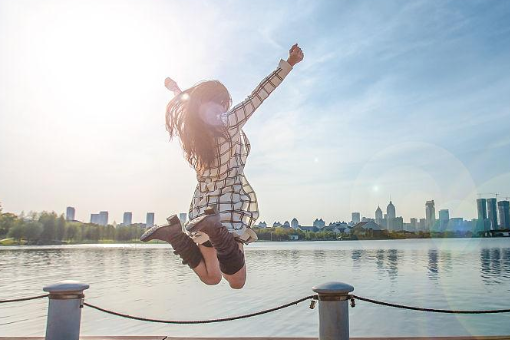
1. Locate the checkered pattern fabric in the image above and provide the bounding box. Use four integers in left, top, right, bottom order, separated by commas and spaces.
186, 59, 293, 244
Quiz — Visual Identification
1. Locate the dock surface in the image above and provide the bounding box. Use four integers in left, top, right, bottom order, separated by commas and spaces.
1, 337, 510, 340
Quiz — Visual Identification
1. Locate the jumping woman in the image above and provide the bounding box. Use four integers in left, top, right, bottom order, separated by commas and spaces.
141, 43, 304, 289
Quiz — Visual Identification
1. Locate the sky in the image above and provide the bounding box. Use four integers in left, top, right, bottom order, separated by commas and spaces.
1, 0, 510, 225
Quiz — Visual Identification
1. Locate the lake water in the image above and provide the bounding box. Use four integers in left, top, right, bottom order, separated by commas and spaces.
1, 238, 510, 338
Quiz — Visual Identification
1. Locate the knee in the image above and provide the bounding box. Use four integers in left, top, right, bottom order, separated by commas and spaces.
202, 274, 222, 286
228, 278, 246, 289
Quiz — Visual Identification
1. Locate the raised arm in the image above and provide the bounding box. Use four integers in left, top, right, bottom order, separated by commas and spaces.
224, 43, 304, 135
165, 77, 182, 95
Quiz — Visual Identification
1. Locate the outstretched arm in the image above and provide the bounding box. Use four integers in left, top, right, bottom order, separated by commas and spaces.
224, 43, 304, 135
164, 77, 182, 95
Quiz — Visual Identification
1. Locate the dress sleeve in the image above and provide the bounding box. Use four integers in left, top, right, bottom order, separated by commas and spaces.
224, 59, 293, 135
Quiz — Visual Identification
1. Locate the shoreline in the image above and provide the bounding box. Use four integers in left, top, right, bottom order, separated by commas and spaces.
1, 235, 507, 247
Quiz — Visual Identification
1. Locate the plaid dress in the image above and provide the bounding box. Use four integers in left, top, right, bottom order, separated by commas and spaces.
185, 59, 293, 244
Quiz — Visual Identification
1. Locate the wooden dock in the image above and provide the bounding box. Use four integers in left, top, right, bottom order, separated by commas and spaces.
1, 337, 510, 340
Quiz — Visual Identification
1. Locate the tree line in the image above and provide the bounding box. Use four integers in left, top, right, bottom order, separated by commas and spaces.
0, 206, 145, 244
253, 226, 473, 241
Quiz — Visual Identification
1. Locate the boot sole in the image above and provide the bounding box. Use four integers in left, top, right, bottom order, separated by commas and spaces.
140, 215, 181, 242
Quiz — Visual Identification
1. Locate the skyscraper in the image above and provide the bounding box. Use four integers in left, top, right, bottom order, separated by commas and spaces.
386, 201, 396, 230
99, 211, 109, 226
352, 212, 361, 224
66, 207, 75, 221
291, 218, 299, 229
425, 200, 435, 230
123, 212, 133, 226
498, 201, 510, 230
487, 198, 498, 230
386, 201, 396, 220
439, 209, 449, 231
146, 213, 155, 228
375, 206, 383, 225
477, 198, 487, 220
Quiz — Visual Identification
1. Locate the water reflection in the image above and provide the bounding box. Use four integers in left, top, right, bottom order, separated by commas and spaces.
386, 249, 399, 280
480, 246, 510, 285
428, 249, 439, 280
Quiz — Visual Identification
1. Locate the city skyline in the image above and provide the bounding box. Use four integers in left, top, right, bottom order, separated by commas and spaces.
1, 1, 510, 225
53, 194, 510, 228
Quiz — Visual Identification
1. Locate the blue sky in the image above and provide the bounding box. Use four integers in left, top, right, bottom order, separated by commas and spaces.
1, 0, 509, 225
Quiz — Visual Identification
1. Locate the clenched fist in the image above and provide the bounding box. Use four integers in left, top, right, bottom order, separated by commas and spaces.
287, 43, 304, 67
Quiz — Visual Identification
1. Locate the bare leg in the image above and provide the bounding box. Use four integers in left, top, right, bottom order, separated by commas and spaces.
191, 245, 222, 285
222, 243, 246, 289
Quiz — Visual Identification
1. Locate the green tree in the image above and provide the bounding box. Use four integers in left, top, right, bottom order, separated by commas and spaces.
24, 221, 43, 242
39, 212, 58, 242
56, 215, 66, 241
7, 222, 24, 241
0, 212, 18, 239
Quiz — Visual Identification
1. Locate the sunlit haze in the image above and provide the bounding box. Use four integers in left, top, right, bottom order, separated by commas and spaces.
1, 0, 510, 225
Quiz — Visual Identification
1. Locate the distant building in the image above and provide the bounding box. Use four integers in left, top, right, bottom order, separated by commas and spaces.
477, 198, 488, 220
419, 218, 426, 231
66, 207, 75, 221
386, 201, 396, 229
123, 212, 133, 226
448, 218, 464, 232
394, 217, 404, 231
352, 221, 385, 237
425, 200, 435, 230
439, 209, 449, 231
273, 221, 282, 228
386, 201, 396, 220
410, 218, 418, 230
313, 218, 325, 229
352, 212, 361, 224
476, 198, 488, 232
257, 221, 267, 228
298, 226, 319, 232
90, 213, 100, 224
327, 221, 349, 233
487, 198, 498, 230
291, 218, 299, 229
378, 218, 387, 230
323, 225, 342, 233
179, 213, 187, 225
99, 211, 109, 226
375, 206, 383, 225
283, 221, 291, 228
146, 213, 155, 228
498, 201, 510, 229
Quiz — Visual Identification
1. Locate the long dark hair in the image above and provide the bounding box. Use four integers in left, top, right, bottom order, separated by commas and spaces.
165, 80, 232, 173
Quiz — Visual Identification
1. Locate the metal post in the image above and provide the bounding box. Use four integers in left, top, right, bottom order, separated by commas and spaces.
312, 282, 354, 340
43, 281, 89, 340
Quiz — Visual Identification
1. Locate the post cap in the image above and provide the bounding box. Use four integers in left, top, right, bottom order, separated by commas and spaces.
312, 281, 354, 295
43, 280, 90, 294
